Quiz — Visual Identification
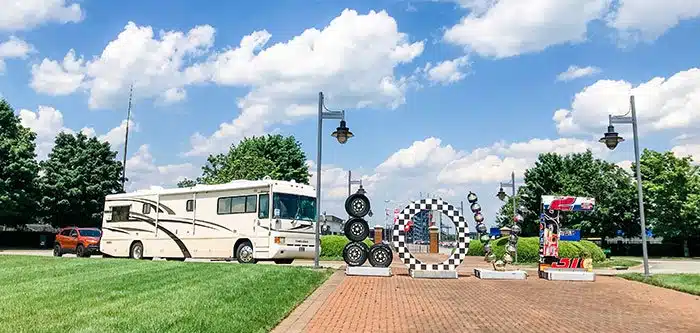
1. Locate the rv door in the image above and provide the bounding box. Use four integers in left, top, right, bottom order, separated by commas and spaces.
255, 192, 271, 249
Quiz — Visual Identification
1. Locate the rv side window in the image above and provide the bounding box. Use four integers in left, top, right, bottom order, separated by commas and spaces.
231, 196, 246, 213
258, 194, 269, 219
112, 206, 130, 222
245, 195, 257, 213
186, 200, 195, 212
217, 198, 231, 214
142, 204, 151, 214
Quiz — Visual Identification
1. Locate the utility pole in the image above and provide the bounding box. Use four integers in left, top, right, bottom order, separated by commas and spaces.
121, 84, 133, 192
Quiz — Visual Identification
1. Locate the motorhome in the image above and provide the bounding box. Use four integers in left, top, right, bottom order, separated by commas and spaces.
99, 179, 317, 264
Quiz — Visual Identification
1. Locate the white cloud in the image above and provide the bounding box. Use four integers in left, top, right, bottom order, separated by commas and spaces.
553, 67, 700, 136
443, 0, 611, 58
17, 105, 136, 159
556, 65, 601, 82
422, 56, 470, 84
125, 145, 197, 191
376, 137, 460, 173
606, 0, 700, 41
30, 22, 215, 108
615, 160, 633, 173
0, 0, 83, 31
0, 36, 34, 73
185, 9, 424, 156
671, 144, 700, 164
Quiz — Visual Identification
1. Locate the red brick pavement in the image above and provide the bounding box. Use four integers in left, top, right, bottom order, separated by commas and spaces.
284, 255, 700, 333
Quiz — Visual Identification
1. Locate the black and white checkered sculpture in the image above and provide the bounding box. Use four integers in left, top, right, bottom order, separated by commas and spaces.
393, 198, 469, 271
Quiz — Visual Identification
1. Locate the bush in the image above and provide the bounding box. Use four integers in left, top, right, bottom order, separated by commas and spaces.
320, 235, 373, 258
466, 237, 605, 263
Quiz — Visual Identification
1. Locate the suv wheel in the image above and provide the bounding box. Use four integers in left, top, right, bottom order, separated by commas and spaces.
130, 242, 144, 260
76, 244, 85, 258
53, 244, 63, 257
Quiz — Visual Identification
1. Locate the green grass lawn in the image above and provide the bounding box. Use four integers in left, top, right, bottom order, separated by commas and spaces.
619, 273, 700, 296
0, 255, 333, 333
593, 258, 641, 268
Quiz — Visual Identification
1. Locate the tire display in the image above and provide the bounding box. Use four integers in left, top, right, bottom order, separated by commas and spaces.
368, 243, 393, 267
343, 241, 369, 266
341, 186, 394, 268
344, 217, 369, 242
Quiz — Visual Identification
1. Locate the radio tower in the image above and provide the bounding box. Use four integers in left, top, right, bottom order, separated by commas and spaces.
121, 84, 133, 192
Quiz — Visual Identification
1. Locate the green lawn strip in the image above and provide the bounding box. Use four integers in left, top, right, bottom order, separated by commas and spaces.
592, 258, 641, 268
619, 273, 700, 296
320, 256, 343, 261
0, 256, 332, 333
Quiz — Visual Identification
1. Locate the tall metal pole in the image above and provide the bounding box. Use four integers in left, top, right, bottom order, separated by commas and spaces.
121, 84, 133, 192
631, 95, 650, 276
314, 92, 323, 269
348, 170, 352, 198
511, 171, 517, 263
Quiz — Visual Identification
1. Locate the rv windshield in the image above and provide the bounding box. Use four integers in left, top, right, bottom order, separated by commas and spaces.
273, 193, 316, 222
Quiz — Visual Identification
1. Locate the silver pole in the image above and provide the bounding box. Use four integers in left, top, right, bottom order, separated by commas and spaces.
348, 170, 351, 198
512, 171, 517, 263
631, 95, 650, 276
314, 92, 323, 269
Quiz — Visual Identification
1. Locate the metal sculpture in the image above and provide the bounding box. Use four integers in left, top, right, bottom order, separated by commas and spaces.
342, 186, 393, 267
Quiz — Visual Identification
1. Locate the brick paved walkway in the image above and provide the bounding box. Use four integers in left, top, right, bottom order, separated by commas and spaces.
275, 255, 700, 333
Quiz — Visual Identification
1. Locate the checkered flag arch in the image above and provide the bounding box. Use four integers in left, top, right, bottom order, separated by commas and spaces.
392, 198, 470, 271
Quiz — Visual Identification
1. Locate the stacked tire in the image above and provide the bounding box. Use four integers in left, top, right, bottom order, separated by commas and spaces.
342, 189, 393, 268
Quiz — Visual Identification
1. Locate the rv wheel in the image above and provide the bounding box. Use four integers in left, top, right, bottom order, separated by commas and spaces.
368, 243, 393, 267
344, 218, 369, 242
274, 259, 294, 264
344, 193, 371, 218
130, 242, 144, 260
236, 242, 257, 264
342, 241, 369, 266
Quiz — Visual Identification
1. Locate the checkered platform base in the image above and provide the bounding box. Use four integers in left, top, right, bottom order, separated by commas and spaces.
392, 198, 469, 271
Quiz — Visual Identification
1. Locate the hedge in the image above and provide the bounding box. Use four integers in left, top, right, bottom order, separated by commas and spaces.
466, 237, 605, 263
320, 235, 373, 257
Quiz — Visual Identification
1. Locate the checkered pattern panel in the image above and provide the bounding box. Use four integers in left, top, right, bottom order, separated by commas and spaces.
392, 198, 470, 272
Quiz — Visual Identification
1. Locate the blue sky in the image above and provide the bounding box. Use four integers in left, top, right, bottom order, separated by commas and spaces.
2, 0, 700, 229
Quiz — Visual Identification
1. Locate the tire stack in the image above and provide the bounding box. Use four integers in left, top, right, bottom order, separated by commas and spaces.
342, 186, 393, 268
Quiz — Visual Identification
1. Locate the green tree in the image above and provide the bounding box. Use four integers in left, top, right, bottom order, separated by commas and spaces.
0, 99, 40, 227
198, 134, 310, 185
177, 178, 198, 188
39, 132, 123, 227
514, 150, 638, 238
639, 149, 700, 256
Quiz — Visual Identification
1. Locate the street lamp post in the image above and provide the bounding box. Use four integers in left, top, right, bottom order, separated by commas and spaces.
497, 171, 518, 262
599, 95, 650, 277
315, 92, 353, 269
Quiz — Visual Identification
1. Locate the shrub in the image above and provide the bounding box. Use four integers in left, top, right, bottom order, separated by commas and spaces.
466, 237, 605, 263
320, 235, 373, 257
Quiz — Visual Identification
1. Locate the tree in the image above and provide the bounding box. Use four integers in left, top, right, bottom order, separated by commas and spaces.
0, 99, 40, 227
198, 134, 310, 185
639, 149, 700, 256
177, 178, 198, 188
513, 150, 638, 238
39, 132, 123, 228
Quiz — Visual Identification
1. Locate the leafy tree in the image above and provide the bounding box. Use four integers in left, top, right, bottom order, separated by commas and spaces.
513, 150, 638, 238
177, 178, 198, 188
639, 149, 700, 256
198, 134, 310, 185
0, 99, 40, 227
39, 132, 123, 228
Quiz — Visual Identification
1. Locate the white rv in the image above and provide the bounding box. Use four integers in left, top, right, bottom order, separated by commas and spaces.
99, 179, 317, 264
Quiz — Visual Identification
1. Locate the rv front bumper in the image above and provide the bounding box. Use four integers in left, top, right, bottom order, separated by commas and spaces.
270, 244, 316, 259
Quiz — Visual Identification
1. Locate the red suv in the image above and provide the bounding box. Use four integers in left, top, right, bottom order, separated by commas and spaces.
54, 227, 102, 257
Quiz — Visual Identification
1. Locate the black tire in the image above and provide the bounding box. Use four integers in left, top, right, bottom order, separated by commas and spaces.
345, 193, 371, 218
344, 218, 369, 242
76, 244, 85, 258
130, 241, 144, 260
274, 259, 294, 264
368, 243, 393, 267
236, 242, 257, 264
166, 258, 186, 262
342, 241, 369, 266
53, 244, 63, 257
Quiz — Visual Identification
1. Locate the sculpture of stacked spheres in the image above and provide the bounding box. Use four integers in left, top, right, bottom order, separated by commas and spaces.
342, 186, 393, 267
469, 191, 521, 270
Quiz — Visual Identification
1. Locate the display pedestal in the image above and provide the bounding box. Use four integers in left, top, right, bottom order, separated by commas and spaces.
542, 269, 595, 281
345, 266, 392, 277
410, 270, 458, 279
474, 268, 527, 280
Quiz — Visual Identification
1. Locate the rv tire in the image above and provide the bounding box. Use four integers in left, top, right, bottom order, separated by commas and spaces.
236, 241, 257, 264
130, 241, 144, 260
274, 259, 294, 264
